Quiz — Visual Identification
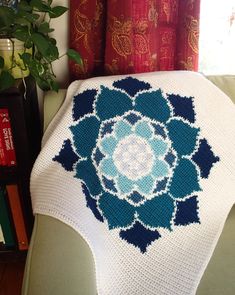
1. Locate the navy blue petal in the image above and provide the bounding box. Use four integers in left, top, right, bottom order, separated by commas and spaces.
119, 221, 161, 253
124, 112, 141, 125
113, 77, 151, 97
152, 123, 166, 139
100, 121, 115, 138
102, 176, 117, 193
82, 183, 104, 222
93, 148, 105, 166
192, 139, 220, 178
174, 196, 200, 226
127, 191, 145, 204
53, 139, 79, 171
164, 150, 176, 167
168, 94, 195, 123
153, 178, 168, 193
73, 89, 97, 121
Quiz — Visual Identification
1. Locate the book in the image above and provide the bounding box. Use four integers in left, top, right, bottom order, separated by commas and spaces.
6, 184, 28, 250
0, 225, 4, 243
0, 186, 16, 248
0, 108, 17, 167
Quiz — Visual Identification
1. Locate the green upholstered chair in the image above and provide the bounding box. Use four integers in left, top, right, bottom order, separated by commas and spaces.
22, 75, 235, 295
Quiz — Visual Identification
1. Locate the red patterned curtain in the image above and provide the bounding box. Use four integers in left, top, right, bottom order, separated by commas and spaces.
69, 0, 200, 81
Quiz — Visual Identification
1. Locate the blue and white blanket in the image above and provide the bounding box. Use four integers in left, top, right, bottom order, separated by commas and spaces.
31, 71, 235, 295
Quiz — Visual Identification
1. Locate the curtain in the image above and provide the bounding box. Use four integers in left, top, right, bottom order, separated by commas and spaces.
69, 0, 200, 81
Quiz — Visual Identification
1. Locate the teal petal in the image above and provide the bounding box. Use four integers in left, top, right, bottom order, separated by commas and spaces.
70, 116, 100, 158
170, 158, 201, 199
152, 159, 170, 178
150, 138, 168, 156
99, 192, 135, 229
136, 175, 154, 194
135, 90, 170, 123
134, 121, 153, 139
100, 136, 117, 156
114, 121, 132, 139
137, 194, 174, 229
76, 159, 102, 196
95, 87, 132, 120
167, 119, 199, 156
117, 175, 134, 194
100, 158, 118, 177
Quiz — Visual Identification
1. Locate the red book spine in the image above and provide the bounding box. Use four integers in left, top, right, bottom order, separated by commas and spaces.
0, 109, 17, 167
0, 130, 7, 166
0, 111, 7, 166
6, 184, 29, 251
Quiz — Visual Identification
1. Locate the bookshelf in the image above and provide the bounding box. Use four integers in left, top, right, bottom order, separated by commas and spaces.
0, 76, 41, 262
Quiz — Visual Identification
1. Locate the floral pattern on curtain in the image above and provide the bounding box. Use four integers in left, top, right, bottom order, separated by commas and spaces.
69, 0, 200, 80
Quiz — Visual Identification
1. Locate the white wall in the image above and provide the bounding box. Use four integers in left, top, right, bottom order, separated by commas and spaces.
37, 0, 70, 117
50, 0, 69, 87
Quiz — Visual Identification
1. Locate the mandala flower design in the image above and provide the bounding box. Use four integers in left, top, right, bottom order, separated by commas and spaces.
54, 77, 220, 253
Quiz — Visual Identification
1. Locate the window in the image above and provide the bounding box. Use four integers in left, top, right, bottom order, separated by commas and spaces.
199, 0, 235, 74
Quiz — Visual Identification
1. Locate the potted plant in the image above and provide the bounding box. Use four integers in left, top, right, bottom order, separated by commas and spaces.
0, 0, 82, 92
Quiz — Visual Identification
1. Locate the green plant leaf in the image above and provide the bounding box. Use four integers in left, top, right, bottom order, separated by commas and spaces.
48, 79, 59, 92
45, 41, 59, 61
24, 39, 33, 48
38, 22, 54, 34
34, 76, 50, 91
31, 33, 50, 56
0, 57, 4, 69
18, 10, 40, 22
12, 26, 30, 42
49, 6, 68, 18
67, 49, 83, 65
30, 0, 51, 12
0, 6, 15, 28
20, 52, 32, 64
0, 71, 15, 92
18, 1, 32, 12
49, 38, 57, 45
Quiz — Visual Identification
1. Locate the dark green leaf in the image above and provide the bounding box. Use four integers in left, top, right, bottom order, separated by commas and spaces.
18, 10, 40, 22
45, 41, 59, 61
0, 7, 15, 28
49, 38, 57, 45
31, 33, 50, 56
49, 6, 68, 18
35, 76, 50, 91
14, 17, 31, 26
24, 39, 33, 49
18, 1, 32, 12
12, 26, 30, 42
0, 57, 4, 69
27, 59, 44, 79
30, 0, 51, 12
67, 49, 83, 65
0, 71, 15, 91
48, 79, 59, 92
20, 52, 32, 64
38, 22, 54, 34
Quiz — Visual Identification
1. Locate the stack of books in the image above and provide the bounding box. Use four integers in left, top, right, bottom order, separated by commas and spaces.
0, 108, 28, 251
0, 77, 41, 254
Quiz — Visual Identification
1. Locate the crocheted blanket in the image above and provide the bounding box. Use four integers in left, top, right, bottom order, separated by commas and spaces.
31, 71, 235, 295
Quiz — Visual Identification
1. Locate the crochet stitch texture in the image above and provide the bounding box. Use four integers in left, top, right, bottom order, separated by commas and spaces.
31, 72, 235, 295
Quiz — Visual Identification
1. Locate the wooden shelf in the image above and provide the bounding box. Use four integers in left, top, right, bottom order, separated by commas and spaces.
0, 77, 41, 262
